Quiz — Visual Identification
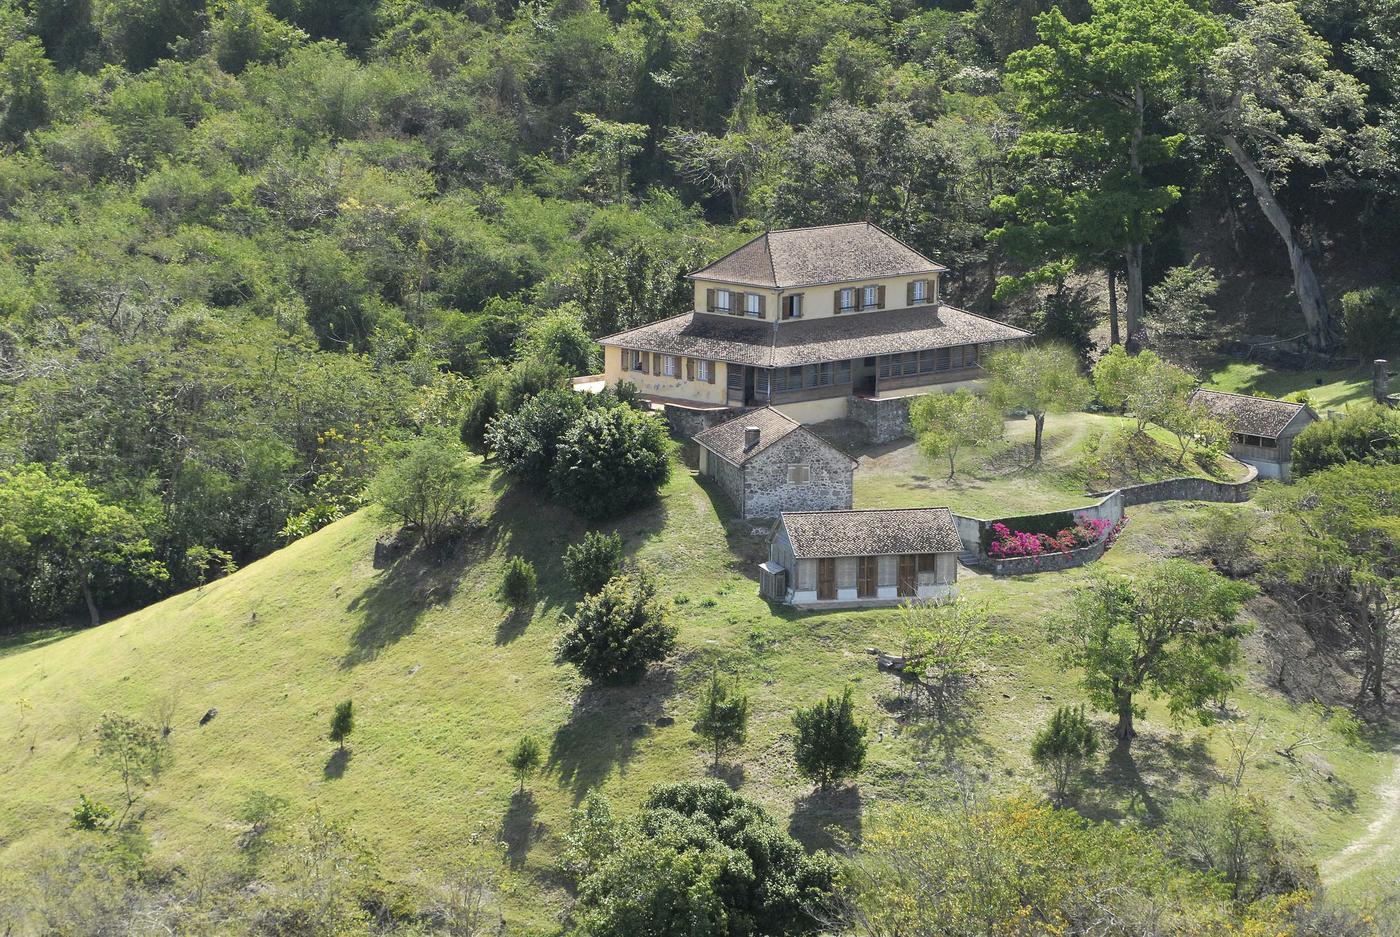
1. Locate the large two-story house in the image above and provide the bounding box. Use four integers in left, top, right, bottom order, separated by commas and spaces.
597, 222, 1032, 427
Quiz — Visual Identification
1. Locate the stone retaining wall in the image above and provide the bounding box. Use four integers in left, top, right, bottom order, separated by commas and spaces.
664, 403, 753, 439
847, 395, 913, 444
1092, 459, 1258, 506
987, 536, 1111, 577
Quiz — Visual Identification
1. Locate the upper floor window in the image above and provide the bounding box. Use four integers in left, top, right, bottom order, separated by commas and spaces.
715, 289, 732, 312
745, 293, 761, 317
912, 279, 927, 302
836, 288, 855, 313
862, 285, 878, 309
787, 464, 810, 484
782, 294, 803, 319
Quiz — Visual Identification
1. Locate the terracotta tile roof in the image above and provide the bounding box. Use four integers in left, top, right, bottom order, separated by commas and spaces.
1189, 389, 1317, 438
780, 507, 962, 558
693, 407, 854, 466
600, 306, 1030, 367
690, 223, 947, 289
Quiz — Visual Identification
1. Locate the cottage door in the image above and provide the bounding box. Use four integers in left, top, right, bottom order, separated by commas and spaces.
817, 558, 837, 600
857, 557, 877, 598
897, 555, 917, 597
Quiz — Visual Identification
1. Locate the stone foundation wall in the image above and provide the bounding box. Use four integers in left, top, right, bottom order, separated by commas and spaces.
664, 403, 754, 439
988, 537, 1110, 577
1094, 460, 1257, 507
847, 395, 914, 444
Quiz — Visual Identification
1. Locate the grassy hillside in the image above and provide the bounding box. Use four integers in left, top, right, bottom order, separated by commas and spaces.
0, 418, 1394, 927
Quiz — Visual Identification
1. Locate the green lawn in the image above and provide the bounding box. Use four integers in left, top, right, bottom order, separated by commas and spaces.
0, 433, 1393, 927
1203, 360, 1376, 411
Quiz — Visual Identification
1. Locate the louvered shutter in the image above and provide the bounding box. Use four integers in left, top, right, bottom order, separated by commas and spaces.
707, 361, 715, 384
686, 358, 695, 380
906, 281, 915, 305
876, 285, 886, 309
757, 295, 766, 318
706, 288, 716, 312
834, 289, 843, 313
640, 351, 650, 374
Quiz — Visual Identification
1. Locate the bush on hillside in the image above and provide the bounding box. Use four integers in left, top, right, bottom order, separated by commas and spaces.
566, 781, 838, 937
1030, 705, 1099, 803
791, 687, 867, 790
486, 388, 589, 486
460, 357, 571, 453
550, 405, 672, 520
562, 530, 624, 595
558, 570, 676, 684
1292, 403, 1400, 476
1340, 286, 1400, 358
500, 555, 538, 608
369, 434, 475, 544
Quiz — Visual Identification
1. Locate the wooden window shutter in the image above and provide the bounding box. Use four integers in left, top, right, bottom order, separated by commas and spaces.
707, 361, 715, 384
906, 281, 915, 305
834, 289, 843, 314
757, 295, 766, 318
706, 288, 716, 312
640, 351, 650, 374
686, 358, 695, 380
877, 285, 886, 309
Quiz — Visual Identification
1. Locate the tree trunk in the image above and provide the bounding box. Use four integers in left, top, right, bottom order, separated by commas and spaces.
1218, 133, 1335, 352
1114, 692, 1136, 742
1124, 83, 1146, 346
947, 451, 956, 481
1033, 414, 1045, 463
80, 568, 100, 628
1108, 266, 1120, 346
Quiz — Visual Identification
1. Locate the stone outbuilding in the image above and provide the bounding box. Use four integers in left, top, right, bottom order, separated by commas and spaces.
1190, 389, 1319, 480
694, 407, 856, 518
761, 507, 961, 608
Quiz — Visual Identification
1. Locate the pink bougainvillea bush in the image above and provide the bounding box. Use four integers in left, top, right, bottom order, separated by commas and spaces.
987, 513, 1127, 560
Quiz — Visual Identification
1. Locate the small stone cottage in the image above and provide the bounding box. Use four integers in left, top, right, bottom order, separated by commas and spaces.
693, 407, 856, 518
761, 507, 961, 608
1190, 389, 1319, 480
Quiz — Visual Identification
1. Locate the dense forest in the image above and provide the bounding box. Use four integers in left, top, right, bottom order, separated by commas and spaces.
0, 0, 1397, 628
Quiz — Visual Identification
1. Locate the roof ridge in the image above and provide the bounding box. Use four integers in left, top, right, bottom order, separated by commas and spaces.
1193, 387, 1302, 406
688, 231, 777, 286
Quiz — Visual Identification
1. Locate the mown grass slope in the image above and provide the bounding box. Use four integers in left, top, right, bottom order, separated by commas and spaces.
0, 418, 1393, 927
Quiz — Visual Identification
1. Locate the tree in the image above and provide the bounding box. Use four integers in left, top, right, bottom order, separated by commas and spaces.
692, 670, 749, 768
1171, 2, 1377, 352
573, 112, 647, 204
896, 599, 1004, 711
369, 435, 474, 545
0, 36, 55, 144
995, 0, 1219, 340
1156, 395, 1229, 467
984, 344, 1092, 463
0, 464, 168, 628
565, 781, 838, 937
209, 0, 306, 74
558, 571, 677, 685
791, 687, 867, 790
499, 556, 537, 609
1340, 286, 1400, 359
517, 306, 598, 376
563, 530, 624, 596
549, 406, 672, 521
1164, 790, 1314, 903
1260, 464, 1400, 709
1291, 404, 1400, 476
1056, 560, 1254, 743
507, 736, 542, 793
1030, 705, 1100, 803
1092, 344, 1196, 435
329, 700, 353, 753
487, 388, 589, 487
909, 389, 1004, 480
94, 713, 165, 819
1146, 260, 1222, 361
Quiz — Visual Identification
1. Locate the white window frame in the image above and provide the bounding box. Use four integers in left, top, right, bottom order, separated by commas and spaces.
862, 285, 878, 308
696, 359, 711, 381
745, 293, 761, 316
630, 349, 643, 370
838, 288, 855, 311
787, 464, 810, 484
662, 354, 678, 377
716, 289, 732, 312
912, 279, 927, 302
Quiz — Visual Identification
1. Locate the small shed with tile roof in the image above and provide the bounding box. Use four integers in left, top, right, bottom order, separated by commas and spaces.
694, 408, 856, 518
762, 507, 960, 607
1189, 389, 1319, 480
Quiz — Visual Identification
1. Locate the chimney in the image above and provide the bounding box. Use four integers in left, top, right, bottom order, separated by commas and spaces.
1374, 359, 1391, 405
743, 426, 761, 451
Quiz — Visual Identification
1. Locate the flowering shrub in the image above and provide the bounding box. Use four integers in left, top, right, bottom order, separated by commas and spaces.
988, 513, 1125, 560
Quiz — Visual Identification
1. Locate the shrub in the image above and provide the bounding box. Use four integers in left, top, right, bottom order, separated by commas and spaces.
329, 700, 354, 752
507, 736, 542, 793
792, 687, 867, 790
1340, 285, 1400, 358
558, 571, 676, 684
986, 514, 1118, 559
692, 670, 749, 767
486, 388, 588, 486
71, 793, 114, 831
369, 434, 474, 544
1292, 403, 1400, 476
500, 555, 538, 608
562, 530, 624, 595
1030, 705, 1099, 802
550, 406, 672, 520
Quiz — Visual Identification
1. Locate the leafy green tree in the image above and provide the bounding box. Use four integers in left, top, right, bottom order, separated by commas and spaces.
486, 388, 588, 487
209, 0, 307, 74
1030, 705, 1100, 803
565, 781, 837, 937
499, 555, 537, 609
369, 435, 474, 545
573, 112, 647, 204
517, 305, 598, 376
1146, 260, 1222, 361
909, 389, 1004, 479
94, 713, 165, 818
329, 700, 354, 753
1155, 395, 1229, 467
507, 736, 542, 793
549, 406, 672, 521
1054, 559, 1255, 742
1164, 790, 1314, 903
792, 687, 867, 790
0, 464, 168, 627
984, 344, 1092, 463
692, 670, 749, 768
1340, 286, 1400, 358
562, 530, 624, 596
1092, 344, 1196, 435
1292, 403, 1400, 476
558, 571, 676, 685
71, 792, 116, 831
995, 0, 1219, 339
0, 36, 55, 143
1261, 464, 1400, 709
896, 599, 1005, 711
571, 240, 706, 338
1171, 1, 1377, 352
92, 0, 205, 71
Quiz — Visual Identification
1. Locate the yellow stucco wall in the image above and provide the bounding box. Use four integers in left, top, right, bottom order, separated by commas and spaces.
603, 345, 730, 406
691, 273, 941, 323
873, 377, 985, 399
772, 395, 850, 423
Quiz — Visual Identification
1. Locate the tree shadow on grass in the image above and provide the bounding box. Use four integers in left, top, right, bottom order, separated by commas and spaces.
324, 747, 352, 780
499, 790, 541, 870
707, 761, 746, 789
889, 683, 993, 770
495, 606, 532, 646
788, 785, 863, 853
1080, 730, 1221, 825
549, 664, 679, 803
